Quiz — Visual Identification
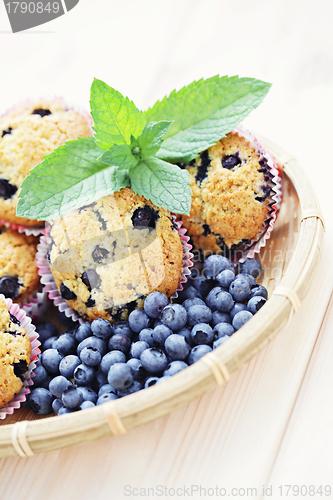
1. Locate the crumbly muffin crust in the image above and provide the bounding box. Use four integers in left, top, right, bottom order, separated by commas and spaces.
48, 188, 184, 322
0, 99, 92, 227
0, 298, 31, 407
179, 132, 272, 253
0, 229, 39, 302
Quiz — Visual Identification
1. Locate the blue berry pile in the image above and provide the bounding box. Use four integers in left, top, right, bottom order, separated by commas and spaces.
27, 256, 267, 416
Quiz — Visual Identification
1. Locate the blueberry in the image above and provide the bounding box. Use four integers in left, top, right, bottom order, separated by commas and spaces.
176, 286, 202, 302
138, 328, 156, 347
230, 303, 248, 320
182, 297, 206, 311
52, 333, 76, 355
130, 340, 149, 359
0, 276, 19, 299
1, 127, 12, 138
91, 370, 108, 392
74, 323, 92, 343
229, 278, 251, 303
249, 285, 268, 300
192, 276, 214, 297
126, 358, 146, 380
176, 327, 194, 347
62, 386, 84, 409
131, 205, 159, 229
153, 319, 164, 329
91, 318, 113, 339
39, 375, 52, 390
108, 333, 132, 354
232, 310, 253, 330
97, 393, 118, 404
28, 388, 53, 415
98, 384, 117, 397
213, 336, 229, 349
85, 297, 96, 308
216, 269, 235, 288
211, 311, 231, 326
60, 283, 76, 301
255, 185, 271, 202
59, 355, 81, 379
32, 364, 48, 386
239, 259, 262, 278
42, 349, 64, 374
58, 407, 77, 415
191, 324, 214, 345
152, 325, 173, 345
203, 255, 234, 279
117, 380, 143, 398
164, 334, 190, 361
77, 386, 98, 403
81, 269, 101, 290
92, 245, 109, 263
108, 363, 134, 391
100, 350, 126, 374
49, 375, 72, 399
164, 360, 188, 377
0, 179, 17, 199
80, 401, 96, 410
41, 336, 58, 351
9, 313, 20, 325
35, 322, 58, 343
144, 292, 169, 318
113, 321, 133, 339
161, 304, 187, 331
195, 150, 211, 184
74, 364, 95, 386
247, 296, 267, 314
156, 376, 171, 384
128, 309, 152, 333
77, 337, 107, 357
52, 398, 64, 415
144, 377, 159, 388
188, 345, 212, 365
33, 108, 51, 117
140, 348, 168, 374
187, 304, 212, 327
80, 346, 102, 366
239, 273, 257, 288
213, 322, 235, 339
206, 287, 234, 312
222, 154, 241, 169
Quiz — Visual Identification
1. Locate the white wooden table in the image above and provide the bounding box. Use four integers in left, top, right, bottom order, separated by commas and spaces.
0, 0, 333, 498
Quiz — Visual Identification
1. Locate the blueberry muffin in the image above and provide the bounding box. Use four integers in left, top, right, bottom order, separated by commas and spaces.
48, 187, 184, 322
0, 228, 39, 302
0, 99, 92, 227
178, 131, 273, 254
0, 298, 31, 407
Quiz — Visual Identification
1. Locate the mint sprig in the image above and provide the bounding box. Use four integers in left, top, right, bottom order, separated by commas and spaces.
145, 76, 271, 163
17, 75, 271, 221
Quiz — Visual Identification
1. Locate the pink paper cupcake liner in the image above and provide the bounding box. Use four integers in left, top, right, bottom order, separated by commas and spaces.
0, 97, 93, 236
37, 217, 193, 323
233, 126, 283, 263
0, 295, 41, 420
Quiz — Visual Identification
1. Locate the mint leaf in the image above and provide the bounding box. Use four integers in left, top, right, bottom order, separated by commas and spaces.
16, 137, 130, 221
99, 143, 139, 170
130, 157, 191, 215
145, 75, 271, 162
91, 78, 146, 150
137, 121, 172, 157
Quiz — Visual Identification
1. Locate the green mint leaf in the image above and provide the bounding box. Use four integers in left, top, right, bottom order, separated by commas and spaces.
91, 78, 146, 150
145, 75, 271, 162
16, 137, 130, 221
130, 157, 191, 215
137, 120, 173, 157
99, 143, 139, 170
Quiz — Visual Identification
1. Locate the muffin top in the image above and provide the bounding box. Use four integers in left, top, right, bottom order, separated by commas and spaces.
0, 99, 92, 226
48, 187, 184, 322
0, 298, 31, 408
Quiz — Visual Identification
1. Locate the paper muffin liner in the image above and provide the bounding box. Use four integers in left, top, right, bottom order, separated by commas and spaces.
0, 295, 40, 420
232, 126, 283, 263
0, 96, 93, 234
36, 217, 193, 324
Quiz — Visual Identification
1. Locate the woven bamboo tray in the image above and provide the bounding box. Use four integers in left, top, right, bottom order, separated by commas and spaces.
0, 137, 325, 458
